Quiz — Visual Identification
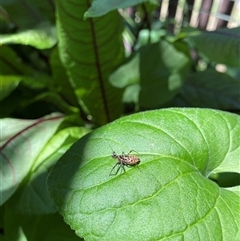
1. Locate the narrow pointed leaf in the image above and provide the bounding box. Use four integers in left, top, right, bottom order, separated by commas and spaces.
57, 0, 125, 124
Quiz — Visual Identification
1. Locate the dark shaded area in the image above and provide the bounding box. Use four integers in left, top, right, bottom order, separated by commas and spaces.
210, 172, 240, 188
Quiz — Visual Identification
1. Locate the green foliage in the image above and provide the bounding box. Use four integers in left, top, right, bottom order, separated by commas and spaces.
139, 40, 191, 108
0, 0, 239, 240
84, 0, 158, 18
178, 69, 240, 109
188, 27, 240, 67
4, 207, 83, 241
48, 109, 240, 241
48, 109, 240, 240
0, 22, 56, 49
56, 0, 125, 124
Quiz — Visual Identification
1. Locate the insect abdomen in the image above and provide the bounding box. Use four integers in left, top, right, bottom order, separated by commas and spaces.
123, 156, 140, 166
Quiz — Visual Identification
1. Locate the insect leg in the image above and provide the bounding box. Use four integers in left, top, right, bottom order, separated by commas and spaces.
136, 165, 142, 172
109, 162, 119, 176
120, 164, 126, 174
116, 163, 124, 175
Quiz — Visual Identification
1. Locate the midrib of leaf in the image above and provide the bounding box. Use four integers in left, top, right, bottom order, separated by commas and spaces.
0, 115, 63, 150
89, 17, 110, 122
57, 0, 124, 124
48, 109, 240, 240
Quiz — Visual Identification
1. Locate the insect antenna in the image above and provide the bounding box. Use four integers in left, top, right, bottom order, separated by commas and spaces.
103, 136, 115, 154
127, 150, 140, 155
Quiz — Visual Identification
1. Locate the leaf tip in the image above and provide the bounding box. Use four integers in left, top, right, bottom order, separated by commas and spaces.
83, 12, 90, 21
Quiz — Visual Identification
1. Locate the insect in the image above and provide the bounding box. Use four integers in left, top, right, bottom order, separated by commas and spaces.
109, 150, 141, 176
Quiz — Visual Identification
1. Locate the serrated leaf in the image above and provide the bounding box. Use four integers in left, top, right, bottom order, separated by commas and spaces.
0, 113, 64, 205
57, 0, 125, 124
48, 108, 240, 241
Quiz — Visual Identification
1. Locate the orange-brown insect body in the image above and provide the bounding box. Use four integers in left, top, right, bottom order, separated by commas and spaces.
110, 150, 141, 176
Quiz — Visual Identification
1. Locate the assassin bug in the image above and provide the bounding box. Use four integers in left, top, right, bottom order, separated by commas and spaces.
109, 150, 141, 176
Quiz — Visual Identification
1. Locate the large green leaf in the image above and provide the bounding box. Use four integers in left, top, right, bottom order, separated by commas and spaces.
0, 113, 64, 205
188, 27, 240, 67
57, 0, 125, 125
48, 108, 240, 241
